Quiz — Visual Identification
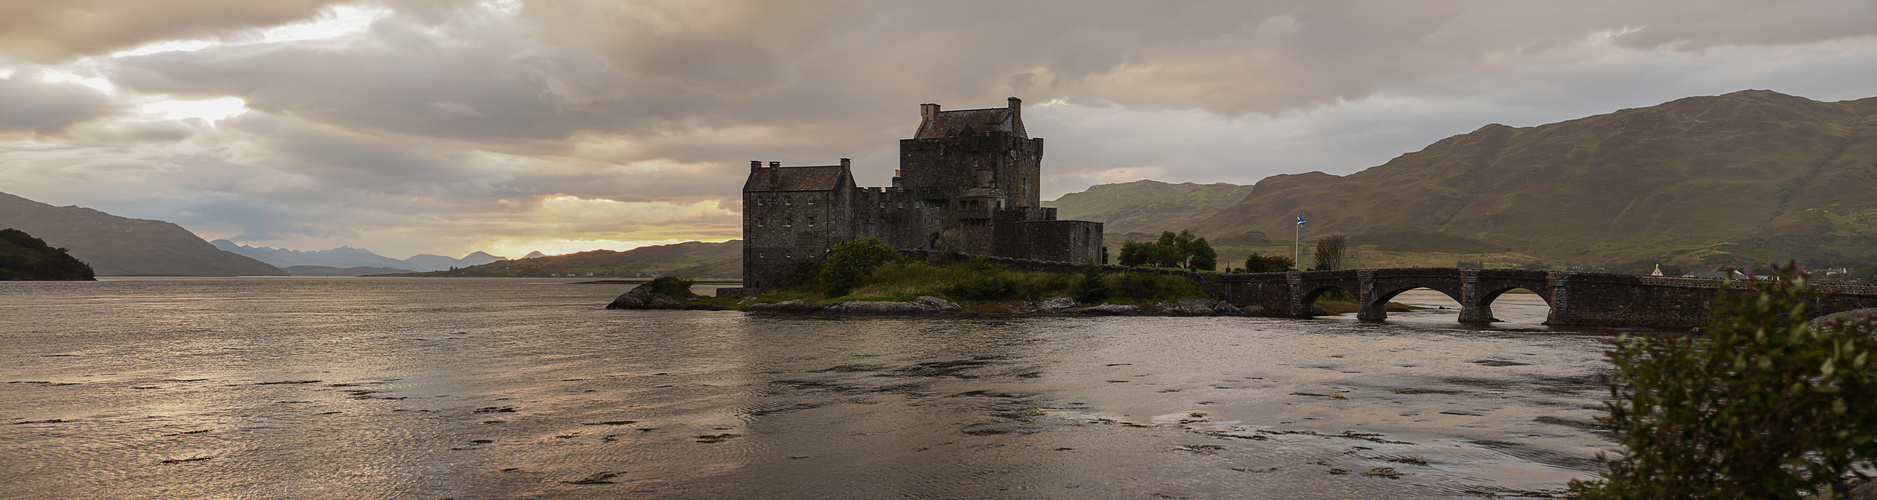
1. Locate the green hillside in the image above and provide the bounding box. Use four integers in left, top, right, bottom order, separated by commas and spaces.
391, 240, 741, 278
0, 228, 94, 280
0, 192, 286, 276
1191, 90, 1877, 272
1044, 180, 1254, 235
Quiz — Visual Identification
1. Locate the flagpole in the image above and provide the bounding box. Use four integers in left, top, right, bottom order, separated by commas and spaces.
1294, 214, 1302, 267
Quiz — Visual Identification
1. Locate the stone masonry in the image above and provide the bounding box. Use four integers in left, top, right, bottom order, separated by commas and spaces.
738, 98, 1103, 291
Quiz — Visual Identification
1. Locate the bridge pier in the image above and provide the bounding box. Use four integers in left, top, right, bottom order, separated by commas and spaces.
1356, 270, 1386, 322
1457, 269, 1498, 324
1286, 272, 1308, 317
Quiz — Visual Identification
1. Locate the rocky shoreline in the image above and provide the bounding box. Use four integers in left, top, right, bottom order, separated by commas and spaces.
605, 283, 1266, 317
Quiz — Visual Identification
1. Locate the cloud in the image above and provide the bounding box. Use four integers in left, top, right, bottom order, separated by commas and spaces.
0, 0, 348, 62
4, 0, 1877, 259
0, 68, 118, 135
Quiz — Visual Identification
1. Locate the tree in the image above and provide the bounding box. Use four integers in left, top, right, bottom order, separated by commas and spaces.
1119, 230, 1216, 270
818, 236, 902, 296
1243, 252, 1295, 273
1117, 240, 1152, 267
1188, 236, 1217, 271
1312, 235, 1347, 271
1573, 263, 1877, 499
1073, 264, 1110, 303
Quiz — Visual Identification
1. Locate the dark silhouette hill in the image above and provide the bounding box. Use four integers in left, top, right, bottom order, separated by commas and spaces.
391, 240, 740, 278
1191, 90, 1877, 270
0, 192, 285, 276
0, 228, 95, 280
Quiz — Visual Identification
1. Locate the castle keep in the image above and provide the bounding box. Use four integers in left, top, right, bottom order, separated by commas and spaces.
740, 97, 1103, 291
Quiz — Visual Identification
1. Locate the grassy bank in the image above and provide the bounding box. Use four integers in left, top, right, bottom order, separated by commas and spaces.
761, 257, 1209, 306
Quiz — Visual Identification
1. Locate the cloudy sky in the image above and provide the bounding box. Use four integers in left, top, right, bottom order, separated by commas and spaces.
3, 1, 1875, 259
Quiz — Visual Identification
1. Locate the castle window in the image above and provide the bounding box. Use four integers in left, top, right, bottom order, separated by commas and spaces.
897, 201, 904, 208
784, 217, 792, 228
759, 250, 765, 258
784, 195, 792, 206
757, 217, 765, 228
807, 217, 815, 227
786, 250, 792, 258
806, 197, 813, 206
757, 197, 764, 206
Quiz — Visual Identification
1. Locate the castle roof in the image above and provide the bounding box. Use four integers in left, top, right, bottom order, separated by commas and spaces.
915, 108, 1015, 139
744, 165, 848, 192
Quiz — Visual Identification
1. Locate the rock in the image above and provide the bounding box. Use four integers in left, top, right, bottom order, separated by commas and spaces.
607, 285, 685, 310
818, 301, 939, 316
742, 300, 820, 314
1033, 296, 1077, 311
911, 296, 963, 312
1154, 298, 1246, 316
1079, 303, 1141, 315
1811, 308, 1877, 333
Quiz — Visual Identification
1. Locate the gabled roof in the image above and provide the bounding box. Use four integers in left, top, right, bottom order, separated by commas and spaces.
915, 108, 1013, 139
744, 165, 849, 192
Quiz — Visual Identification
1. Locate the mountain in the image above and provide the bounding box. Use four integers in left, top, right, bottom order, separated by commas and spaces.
211, 240, 507, 274
1191, 90, 1877, 271
281, 265, 416, 277
0, 192, 286, 276
396, 240, 741, 278
0, 228, 94, 280
1044, 180, 1254, 235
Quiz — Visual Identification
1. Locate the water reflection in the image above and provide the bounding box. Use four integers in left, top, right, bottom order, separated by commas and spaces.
1, 278, 1614, 498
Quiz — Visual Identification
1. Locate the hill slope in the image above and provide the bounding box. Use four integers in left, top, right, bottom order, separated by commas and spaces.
1193, 90, 1877, 270
0, 192, 286, 276
0, 228, 94, 280
394, 240, 741, 278
1044, 180, 1254, 235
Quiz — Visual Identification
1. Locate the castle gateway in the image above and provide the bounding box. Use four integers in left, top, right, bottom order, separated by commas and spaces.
739, 98, 1103, 291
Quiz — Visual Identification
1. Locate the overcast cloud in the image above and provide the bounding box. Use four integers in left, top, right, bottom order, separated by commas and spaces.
1, 0, 1873, 258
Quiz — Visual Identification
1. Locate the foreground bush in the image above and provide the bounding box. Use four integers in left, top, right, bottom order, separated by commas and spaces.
1573, 263, 1877, 499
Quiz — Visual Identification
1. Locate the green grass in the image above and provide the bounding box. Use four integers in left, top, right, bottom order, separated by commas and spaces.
756, 259, 1207, 307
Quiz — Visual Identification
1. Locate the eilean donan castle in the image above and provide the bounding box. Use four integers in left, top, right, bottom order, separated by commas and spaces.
738, 98, 1103, 291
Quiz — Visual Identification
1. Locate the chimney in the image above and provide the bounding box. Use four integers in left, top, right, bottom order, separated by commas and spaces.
839, 158, 851, 170
920, 103, 939, 120
750, 160, 762, 173
1008, 96, 1021, 125
768, 161, 781, 168
768, 161, 781, 190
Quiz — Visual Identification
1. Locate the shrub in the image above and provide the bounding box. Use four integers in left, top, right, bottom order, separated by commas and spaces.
948, 275, 1022, 302
820, 236, 901, 296
645, 276, 696, 298
1573, 263, 1877, 499
1243, 252, 1295, 273
1073, 265, 1111, 303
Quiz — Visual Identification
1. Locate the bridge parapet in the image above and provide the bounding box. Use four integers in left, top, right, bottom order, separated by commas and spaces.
1211, 267, 1877, 329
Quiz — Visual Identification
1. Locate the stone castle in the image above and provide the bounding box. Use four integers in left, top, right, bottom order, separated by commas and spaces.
739, 97, 1103, 291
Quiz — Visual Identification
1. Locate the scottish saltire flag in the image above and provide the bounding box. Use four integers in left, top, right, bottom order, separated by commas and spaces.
1297, 216, 1305, 226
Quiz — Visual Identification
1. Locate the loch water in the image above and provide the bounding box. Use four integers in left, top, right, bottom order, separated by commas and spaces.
2, 277, 1615, 499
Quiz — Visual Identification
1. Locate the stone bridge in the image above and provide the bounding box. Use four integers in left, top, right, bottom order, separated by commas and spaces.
1213, 268, 1877, 329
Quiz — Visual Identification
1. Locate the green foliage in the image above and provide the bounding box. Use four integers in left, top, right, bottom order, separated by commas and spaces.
644, 276, 696, 298
1109, 272, 1207, 303
1118, 230, 1215, 270
1845, 266, 1877, 284
819, 236, 902, 296
1573, 263, 1877, 499
1242, 252, 1295, 273
948, 275, 1022, 302
781, 259, 824, 289
1073, 265, 1111, 303
0, 228, 94, 280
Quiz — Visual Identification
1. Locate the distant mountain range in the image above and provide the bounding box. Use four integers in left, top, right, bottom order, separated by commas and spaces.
0, 192, 285, 276
391, 240, 740, 278
211, 240, 505, 274
1047, 90, 1877, 272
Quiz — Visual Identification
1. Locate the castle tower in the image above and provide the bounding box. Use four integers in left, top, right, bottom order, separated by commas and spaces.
897, 97, 1043, 207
